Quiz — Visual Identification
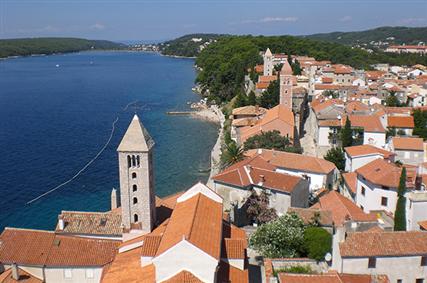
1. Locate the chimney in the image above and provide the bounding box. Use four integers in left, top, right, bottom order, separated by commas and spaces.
111, 188, 118, 210
11, 263, 19, 280
58, 215, 64, 231
259, 175, 265, 186
255, 105, 259, 113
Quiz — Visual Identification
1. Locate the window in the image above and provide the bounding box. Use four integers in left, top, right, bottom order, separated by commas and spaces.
132, 155, 136, 167
85, 269, 94, 279
133, 197, 138, 204
136, 155, 140, 167
64, 269, 72, 279
127, 156, 131, 168
381, 197, 388, 206
134, 214, 139, 223
381, 186, 389, 190
132, 172, 137, 179
397, 280, 402, 283
361, 186, 366, 196
416, 279, 424, 283
368, 257, 376, 268
421, 256, 427, 266
133, 185, 137, 192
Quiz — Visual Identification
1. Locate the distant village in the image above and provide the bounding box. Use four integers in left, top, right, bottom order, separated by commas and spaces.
1, 43, 427, 283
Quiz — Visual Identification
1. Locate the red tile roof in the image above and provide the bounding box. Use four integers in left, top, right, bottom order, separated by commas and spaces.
344, 145, 394, 159
392, 137, 424, 151
161, 271, 203, 283
221, 239, 247, 259
278, 272, 388, 283
246, 149, 336, 175
348, 115, 385, 133
356, 159, 402, 188
311, 191, 377, 226
217, 261, 249, 283
0, 228, 119, 267
387, 116, 415, 128
0, 268, 42, 283
342, 172, 357, 194
340, 231, 427, 257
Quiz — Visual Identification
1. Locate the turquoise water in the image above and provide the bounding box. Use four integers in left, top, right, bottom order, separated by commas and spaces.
0, 51, 219, 231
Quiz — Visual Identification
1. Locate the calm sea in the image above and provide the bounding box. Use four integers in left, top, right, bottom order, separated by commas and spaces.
0, 51, 219, 231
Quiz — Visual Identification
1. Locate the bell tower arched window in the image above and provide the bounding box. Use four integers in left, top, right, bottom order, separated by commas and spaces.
133, 197, 138, 204
132, 172, 137, 179
127, 156, 131, 168
134, 214, 138, 223
132, 185, 137, 192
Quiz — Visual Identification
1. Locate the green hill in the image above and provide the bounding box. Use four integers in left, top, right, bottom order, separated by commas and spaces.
158, 34, 227, 57
303, 26, 427, 48
0, 37, 126, 58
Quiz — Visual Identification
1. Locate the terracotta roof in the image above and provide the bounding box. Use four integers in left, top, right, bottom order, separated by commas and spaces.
392, 137, 424, 151
315, 84, 340, 90
342, 172, 358, 194
281, 61, 292, 75
344, 145, 394, 159
259, 75, 278, 83
348, 115, 385, 133
340, 231, 427, 257
232, 105, 267, 116
322, 77, 333, 84
55, 211, 122, 236
246, 149, 336, 175
221, 239, 247, 259
239, 104, 294, 143
217, 261, 249, 283
213, 155, 303, 194
387, 116, 414, 128
0, 268, 42, 283
0, 228, 119, 267
311, 191, 377, 226
101, 249, 155, 283
256, 82, 270, 89
287, 207, 333, 226
222, 222, 247, 239
418, 220, 427, 230
155, 193, 223, 259
356, 159, 402, 188
345, 101, 369, 113
365, 70, 386, 81
140, 235, 162, 257
278, 273, 388, 283
161, 271, 203, 283
254, 64, 263, 74
334, 66, 353, 74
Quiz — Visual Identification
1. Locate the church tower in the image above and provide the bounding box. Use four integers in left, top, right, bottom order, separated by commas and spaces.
263, 48, 273, 76
117, 115, 156, 234
280, 60, 293, 110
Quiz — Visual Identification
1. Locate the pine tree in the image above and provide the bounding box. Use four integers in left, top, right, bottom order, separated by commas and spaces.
247, 91, 257, 106
324, 147, 345, 171
341, 118, 353, 148
394, 167, 407, 231
234, 92, 247, 108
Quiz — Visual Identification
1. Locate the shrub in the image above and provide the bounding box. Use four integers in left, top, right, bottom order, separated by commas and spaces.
273, 265, 314, 276
303, 227, 332, 261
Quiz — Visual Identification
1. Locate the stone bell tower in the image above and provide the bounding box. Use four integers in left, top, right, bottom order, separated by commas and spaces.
280, 60, 293, 110
117, 114, 156, 234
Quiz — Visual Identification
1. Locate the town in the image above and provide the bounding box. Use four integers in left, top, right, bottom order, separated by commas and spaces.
1, 43, 427, 283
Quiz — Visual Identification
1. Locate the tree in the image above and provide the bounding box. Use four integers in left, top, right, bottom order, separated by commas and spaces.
394, 167, 407, 231
246, 189, 277, 224
258, 80, 280, 109
302, 227, 332, 261
340, 118, 353, 148
322, 90, 339, 99
324, 147, 345, 171
243, 130, 301, 153
386, 127, 397, 139
385, 92, 401, 107
234, 91, 247, 108
247, 91, 257, 106
413, 109, 427, 139
292, 59, 302, 75
221, 141, 244, 168
249, 213, 306, 258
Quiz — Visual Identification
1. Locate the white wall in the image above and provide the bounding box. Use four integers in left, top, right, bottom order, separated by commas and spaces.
345, 154, 383, 172
341, 255, 427, 282
406, 192, 427, 231
276, 168, 329, 192
356, 177, 398, 214
153, 240, 218, 283
364, 132, 385, 147
318, 126, 331, 146
44, 267, 103, 283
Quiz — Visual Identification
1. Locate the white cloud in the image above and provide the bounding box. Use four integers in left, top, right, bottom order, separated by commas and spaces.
90, 23, 105, 30
399, 18, 426, 24
236, 16, 298, 25
340, 16, 352, 22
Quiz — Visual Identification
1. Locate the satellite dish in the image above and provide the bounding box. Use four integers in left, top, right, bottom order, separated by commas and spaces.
324, 252, 332, 262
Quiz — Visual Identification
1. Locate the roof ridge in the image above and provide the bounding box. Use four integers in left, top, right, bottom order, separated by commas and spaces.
187, 194, 202, 242
4, 227, 55, 233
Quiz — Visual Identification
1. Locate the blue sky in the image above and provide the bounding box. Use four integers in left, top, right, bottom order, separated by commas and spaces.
1, 0, 426, 41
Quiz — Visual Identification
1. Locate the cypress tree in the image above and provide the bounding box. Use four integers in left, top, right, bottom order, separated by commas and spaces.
247, 91, 257, 106
394, 167, 407, 231
341, 118, 353, 148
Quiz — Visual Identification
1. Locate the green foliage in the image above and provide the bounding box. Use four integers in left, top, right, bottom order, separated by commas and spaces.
292, 59, 302, 75
304, 26, 427, 47
324, 147, 345, 171
322, 90, 339, 99
234, 91, 248, 108
386, 127, 397, 139
0, 38, 125, 58
159, 34, 226, 57
394, 167, 407, 231
243, 130, 301, 153
341, 119, 353, 148
413, 109, 427, 140
273, 265, 314, 276
220, 141, 244, 168
249, 213, 306, 258
258, 79, 280, 109
385, 92, 402, 107
302, 227, 332, 261
247, 91, 257, 106
246, 189, 278, 224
